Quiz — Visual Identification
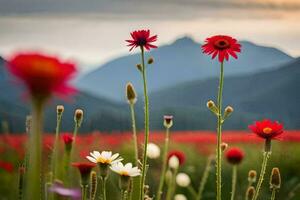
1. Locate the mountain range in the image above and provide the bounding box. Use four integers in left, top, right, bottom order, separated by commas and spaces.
76, 37, 293, 101
0, 37, 299, 132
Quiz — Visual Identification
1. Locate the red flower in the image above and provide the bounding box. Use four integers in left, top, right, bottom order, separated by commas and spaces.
62, 134, 74, 145
167, 150, 185, 165
72, 162, 96, 177
202, 35, 241, 63
226, 147, 244, 165
249, 119, 283, 140
0, 161, 14, 173
7, 53, 77, 101
126, 30, 157, 51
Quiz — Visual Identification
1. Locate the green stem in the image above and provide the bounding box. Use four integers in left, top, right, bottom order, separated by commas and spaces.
18, 169, 24, 200
197, 156, 213, 200
156, 127, 170, 200
26, 101, 43, 200
252, 151, 271, 200
70, 124, 79, 161
166, 169, 178, 200
81, 185, 88, 200
130, 104, 139, 165
51, 113, 62, 180
139, 46, 150, 200
102, 177, 107, 200
270, 189, 276, 200
63, 149, 71, 184
216, 61, 224, 200
230, 165, 237, 200
188, 186, 198, 199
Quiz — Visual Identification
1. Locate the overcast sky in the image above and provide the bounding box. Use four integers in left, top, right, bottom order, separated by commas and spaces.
0, 0, 299, 71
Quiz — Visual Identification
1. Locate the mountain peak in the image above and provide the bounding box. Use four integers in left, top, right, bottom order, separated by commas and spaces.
172, 36, 198, 46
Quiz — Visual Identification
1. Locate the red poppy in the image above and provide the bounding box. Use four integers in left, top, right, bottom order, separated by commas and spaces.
0, 161, 14, 173
167, 150, 185, 165
202, 35, 241, 63
72, 162, 96, 177
7, 53, 77, 102
62, 134, 74, 145
226, 147, 244, 165
249, 119, 283, 140
126, 29, 157, 51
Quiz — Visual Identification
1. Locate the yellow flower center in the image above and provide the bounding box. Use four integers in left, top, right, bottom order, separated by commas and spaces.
263, 127, 273, 134
30, 60, 58, 76
120, 171, 129, 176
96, 157, 111, 164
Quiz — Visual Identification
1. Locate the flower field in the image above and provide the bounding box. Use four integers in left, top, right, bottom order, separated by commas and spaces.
1, 131, 300, 199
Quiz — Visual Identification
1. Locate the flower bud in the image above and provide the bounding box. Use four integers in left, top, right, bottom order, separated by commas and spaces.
147, 57, 154, 64
176, 173, 191, 187
126, 83, 137, 104
223, 106, 234, 119
270, 167, 281, 189
206, 100, 218, 115
168, 156, 179, 169
174, 194, 187, 200
246, 186, 255, 200
221, 142, 228, 152
136, 64, 143, 71
163, 115, 173, 129
25, 115, 32, 133
74, 109, 83, 127
248, 170, 257, 183
56, 105, 64, 115
90, 171, 97, 200
146, 143, 160, 159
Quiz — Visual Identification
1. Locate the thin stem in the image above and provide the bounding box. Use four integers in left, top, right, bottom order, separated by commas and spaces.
188, 186, 198, 199
216, 61, 224, 200
129, 104, 139, 165
197, 156, 213, 200
51, 113, 62, 180
156, 127, 170, 200
18, 169, 24, 200
63, 149, 71, 184
252, 151, 271, 200
81, 185, 88, 200
70, 124, 79, 161
102, 177, 107, 200
166, 169, 178, 200
270, 189, 276, 200
26, 101, 43, 200
139, 46, 150, 200
230, 165, 237, 200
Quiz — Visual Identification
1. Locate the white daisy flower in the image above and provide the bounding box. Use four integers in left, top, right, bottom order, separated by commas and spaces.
86, 151, 123, 165
110, 162, 141, 177
146, 143, 161, 159
176, 173, 191, 187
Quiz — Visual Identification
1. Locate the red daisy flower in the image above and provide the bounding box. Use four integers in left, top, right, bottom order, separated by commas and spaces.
249, 119, 284, 140
167, 150, 185, 165
72, 162, 96, 177
62, 134, 74, 145
226, 147, 244, 165
126, 29, 157, 51
7, 52, 77, 102
202, 35, 241, 63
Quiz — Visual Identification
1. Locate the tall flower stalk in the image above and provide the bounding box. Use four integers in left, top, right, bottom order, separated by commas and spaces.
248, 119, 284, 200
126, 29, 157, 199
156, 115, 173, 200
51, 105, 64, 180
126, 83, 139, 165
6, 52, 77, 199
202, 35, 241, 200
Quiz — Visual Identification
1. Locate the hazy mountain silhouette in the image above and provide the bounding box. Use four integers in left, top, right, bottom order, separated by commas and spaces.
149, 58, 300, 129
77, 37, 293, 101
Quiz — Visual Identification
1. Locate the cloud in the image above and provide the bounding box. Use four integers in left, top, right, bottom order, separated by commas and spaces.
0, 0, 299, 17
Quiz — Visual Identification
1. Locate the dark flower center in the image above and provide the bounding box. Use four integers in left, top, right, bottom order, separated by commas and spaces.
214, 39, 230, 50
137, 37, 147, 46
